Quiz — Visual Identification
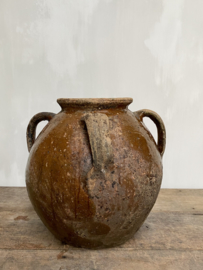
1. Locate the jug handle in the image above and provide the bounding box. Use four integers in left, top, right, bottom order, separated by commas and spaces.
134, 109, 166, 157
82, 113, 113, 171
26, 112, 56, 152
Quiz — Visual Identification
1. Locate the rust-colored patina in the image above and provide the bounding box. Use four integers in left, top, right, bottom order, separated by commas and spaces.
25, 98, 166, 249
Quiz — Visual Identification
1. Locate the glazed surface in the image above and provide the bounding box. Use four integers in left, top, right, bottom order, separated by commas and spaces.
26, 107, 162, 249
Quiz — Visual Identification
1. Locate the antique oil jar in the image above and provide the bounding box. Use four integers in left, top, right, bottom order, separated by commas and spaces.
25, 98, 166, 249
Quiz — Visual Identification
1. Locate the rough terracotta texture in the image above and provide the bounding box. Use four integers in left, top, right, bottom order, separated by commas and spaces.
25, 98, 166, 249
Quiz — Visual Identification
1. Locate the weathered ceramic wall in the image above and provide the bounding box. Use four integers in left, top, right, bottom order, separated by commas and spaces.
0, 0, 203, 187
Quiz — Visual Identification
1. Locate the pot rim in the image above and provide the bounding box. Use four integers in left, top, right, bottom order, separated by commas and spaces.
57, 98, 133, 109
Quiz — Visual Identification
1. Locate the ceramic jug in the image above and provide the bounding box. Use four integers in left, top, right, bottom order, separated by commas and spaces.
26, 98, 166, 249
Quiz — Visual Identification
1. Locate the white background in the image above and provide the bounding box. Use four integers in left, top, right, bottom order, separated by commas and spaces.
0, 0, 203, 188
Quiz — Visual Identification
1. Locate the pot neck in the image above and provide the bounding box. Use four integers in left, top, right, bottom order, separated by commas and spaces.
57, 98, 133, 111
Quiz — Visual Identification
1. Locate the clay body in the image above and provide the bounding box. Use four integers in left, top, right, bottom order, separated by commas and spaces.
26, 98, 166, 249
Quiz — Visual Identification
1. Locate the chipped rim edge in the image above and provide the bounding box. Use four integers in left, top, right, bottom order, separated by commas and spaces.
57, 98, 133, 108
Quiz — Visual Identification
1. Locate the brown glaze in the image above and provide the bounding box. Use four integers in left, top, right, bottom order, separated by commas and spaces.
25, 98, 166, 249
